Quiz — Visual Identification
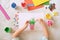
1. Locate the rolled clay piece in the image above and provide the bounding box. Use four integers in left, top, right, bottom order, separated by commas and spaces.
12, 21, 29, 38
38, 19, 49, 38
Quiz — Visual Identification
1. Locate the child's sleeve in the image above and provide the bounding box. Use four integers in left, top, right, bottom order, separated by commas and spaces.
41, 36, 48, 40
12, 37, 20, 40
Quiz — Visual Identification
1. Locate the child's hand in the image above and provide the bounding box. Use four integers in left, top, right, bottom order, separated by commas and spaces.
12, 20, 29, 38
37, 18, 49, 38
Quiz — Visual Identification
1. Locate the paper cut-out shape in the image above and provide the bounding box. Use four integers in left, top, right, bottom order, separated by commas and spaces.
0, 5, 10, 20
32, 0, 49, 6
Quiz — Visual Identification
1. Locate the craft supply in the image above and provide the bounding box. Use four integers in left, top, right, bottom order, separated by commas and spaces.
43, 1, 49, 5
27, 4, 34, 7
30, 24, 34, 30
12, 21, 29, 37
49, 3, 56, 11
32, 0, 49, 6
29, 19, 35, 30
4, 27, 12, 33
0, 5, 10, 20
12, 0, 49, 11
21, 2, 26, 7
53, 12, 58, 16
11, 2, 17, 8
29, 19, 35, 24
47, 20, 54, 27
25, 0, 33, 5
24, 0, 44, 11
27, 5, 44, 11
45, 14, 52, 20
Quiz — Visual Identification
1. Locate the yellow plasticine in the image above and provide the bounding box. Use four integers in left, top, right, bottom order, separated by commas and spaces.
45, 14, 52, 20
53, 12, 58, 16
32, 0, 49, 6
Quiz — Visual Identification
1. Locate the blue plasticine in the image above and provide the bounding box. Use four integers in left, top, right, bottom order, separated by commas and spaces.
11, 2, 16, 8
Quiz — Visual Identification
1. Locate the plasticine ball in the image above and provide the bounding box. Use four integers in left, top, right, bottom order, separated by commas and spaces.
45, 14, 52, 20
21, 2, 26, 7
47, 20, 53, 26
53, 12, 58, 16
4, 27, 12, 33
11, 2, 16, 8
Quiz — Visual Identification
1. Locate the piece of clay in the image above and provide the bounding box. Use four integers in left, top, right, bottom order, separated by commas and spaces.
53, 12, 58, 16
47, 20, 54, 27
45, 13, 52, 20
29, 19, 35, 30
49, 3, 56, 11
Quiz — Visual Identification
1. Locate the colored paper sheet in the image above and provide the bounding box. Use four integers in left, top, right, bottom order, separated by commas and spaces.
32, 0, 49, 6
25, 0, 33, 4
24, 0, 44, 11
43, 1, 49, 5
27, 5, 44, 11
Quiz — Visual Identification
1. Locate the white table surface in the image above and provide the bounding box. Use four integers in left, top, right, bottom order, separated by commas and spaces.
0, 0, 60, 40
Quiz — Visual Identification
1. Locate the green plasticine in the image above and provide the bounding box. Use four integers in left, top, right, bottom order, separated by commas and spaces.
4, 27, 12, 33
29, 19, 35, 24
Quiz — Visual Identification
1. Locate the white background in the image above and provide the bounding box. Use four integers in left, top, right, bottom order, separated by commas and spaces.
0, 0, 60, 40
